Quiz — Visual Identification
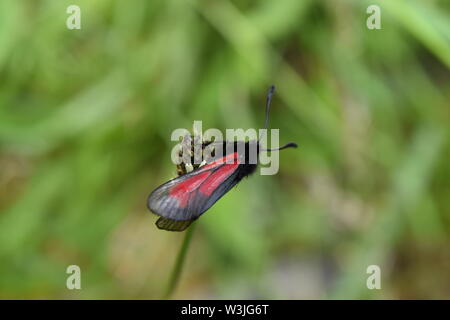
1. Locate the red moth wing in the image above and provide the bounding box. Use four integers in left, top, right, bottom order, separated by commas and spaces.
147, 152, 242, 228
169, 171, 211, 207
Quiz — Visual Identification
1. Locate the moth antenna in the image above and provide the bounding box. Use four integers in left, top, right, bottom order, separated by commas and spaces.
264, 85, 276, 131
259, 85, 276, 142
261, 142, 298, 152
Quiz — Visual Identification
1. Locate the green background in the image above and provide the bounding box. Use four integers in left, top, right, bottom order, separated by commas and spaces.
0, 0, 449, 299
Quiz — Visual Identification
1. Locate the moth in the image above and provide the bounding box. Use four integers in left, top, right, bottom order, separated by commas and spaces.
147, 86, 297, 231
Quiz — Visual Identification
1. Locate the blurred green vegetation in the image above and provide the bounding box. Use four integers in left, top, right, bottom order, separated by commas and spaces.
0, 0, 449, 299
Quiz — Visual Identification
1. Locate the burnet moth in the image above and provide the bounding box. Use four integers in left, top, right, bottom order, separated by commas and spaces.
147, 86, 297, 231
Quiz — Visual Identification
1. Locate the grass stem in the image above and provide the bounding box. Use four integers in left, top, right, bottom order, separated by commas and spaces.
162, 223, 196, 299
